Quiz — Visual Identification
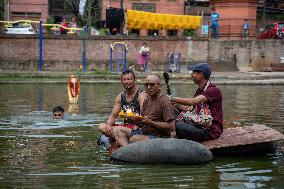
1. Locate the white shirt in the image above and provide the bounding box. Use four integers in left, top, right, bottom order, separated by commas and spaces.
139, 46, 150, 54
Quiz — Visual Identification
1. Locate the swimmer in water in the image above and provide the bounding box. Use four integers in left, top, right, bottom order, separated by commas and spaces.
53, 106, 64, 119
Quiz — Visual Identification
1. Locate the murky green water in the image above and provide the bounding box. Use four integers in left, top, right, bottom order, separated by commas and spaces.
0, 83, 283, 188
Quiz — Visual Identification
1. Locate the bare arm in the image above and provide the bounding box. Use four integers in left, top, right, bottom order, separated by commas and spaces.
142, 117, 175, 132
171, 101, 190, 112
106, 94, 121, 126
171, 95, 207, 106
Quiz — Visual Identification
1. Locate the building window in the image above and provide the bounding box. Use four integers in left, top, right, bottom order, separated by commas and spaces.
148, 30, 159, 36
50, 0, 64, 10
133, 3, 156, 12
167, 30, 178, 36
11, 12, 41, 18
129, 29, 140, 36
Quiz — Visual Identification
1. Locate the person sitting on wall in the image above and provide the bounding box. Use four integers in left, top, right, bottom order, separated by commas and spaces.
60, 19, 68, 34
68, 17, 78, 28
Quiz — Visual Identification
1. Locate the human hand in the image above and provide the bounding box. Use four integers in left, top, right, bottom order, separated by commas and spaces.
126, 116, 144, 124
106, 125, 113, 137
172, 102, 189, 112
140, 116, 152, 125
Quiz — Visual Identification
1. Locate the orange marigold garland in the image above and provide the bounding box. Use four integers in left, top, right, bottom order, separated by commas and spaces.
67, 75, 80, 104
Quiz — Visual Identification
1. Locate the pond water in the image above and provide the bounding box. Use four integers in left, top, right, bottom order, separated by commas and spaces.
0, 83, 283, 188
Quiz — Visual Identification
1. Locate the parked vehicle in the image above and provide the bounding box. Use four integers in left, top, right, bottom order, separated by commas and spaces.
257, 22, 284, 39
5, 21, 36, 34
280, 57, 284, 64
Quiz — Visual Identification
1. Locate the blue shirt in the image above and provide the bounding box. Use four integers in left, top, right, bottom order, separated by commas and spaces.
243, 23, 249, 30
211, 12, 219, 25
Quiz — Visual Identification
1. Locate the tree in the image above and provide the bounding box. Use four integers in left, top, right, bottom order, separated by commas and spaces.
0, 0, 4, 20
64, 0, 102, 28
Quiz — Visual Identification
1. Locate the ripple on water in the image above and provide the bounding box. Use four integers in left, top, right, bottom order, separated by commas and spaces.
0, 84, 283, 188
216, 160, 275, 189
0, 111, 103, 130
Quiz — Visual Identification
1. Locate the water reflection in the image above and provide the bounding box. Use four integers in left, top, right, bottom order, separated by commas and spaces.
0, 83, 283, 188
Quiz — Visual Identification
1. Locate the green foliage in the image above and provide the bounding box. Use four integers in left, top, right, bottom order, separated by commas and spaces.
0, 0, 4, 20
269, 13, 284, 21
91, 68, 112, 75
47, 15, 56, 24
64, 0, 102, 28
184, 29, 196, 37
45, 15, 57, 34
75, 68, 112, 76
80, 0, 102, 27
98, 28, 109, 36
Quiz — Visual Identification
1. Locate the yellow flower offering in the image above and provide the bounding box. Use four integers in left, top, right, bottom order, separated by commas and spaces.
126, 108, 134, 117
118, 110, 125, 118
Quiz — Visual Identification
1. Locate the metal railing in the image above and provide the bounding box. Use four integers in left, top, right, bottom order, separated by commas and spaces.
0, 19, 86, 72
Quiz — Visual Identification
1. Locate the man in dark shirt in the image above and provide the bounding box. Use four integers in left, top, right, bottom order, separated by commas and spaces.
170, 63, 223, 142
113, 74, 175, 147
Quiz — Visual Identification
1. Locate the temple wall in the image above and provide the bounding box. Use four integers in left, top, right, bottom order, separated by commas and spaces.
0, 35, 283, 72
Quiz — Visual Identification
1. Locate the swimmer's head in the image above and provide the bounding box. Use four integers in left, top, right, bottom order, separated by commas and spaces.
53, 106, 64, 119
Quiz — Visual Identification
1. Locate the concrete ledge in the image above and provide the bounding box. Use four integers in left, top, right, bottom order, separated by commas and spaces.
1, 71, 284, 84
238, 67, 253, 72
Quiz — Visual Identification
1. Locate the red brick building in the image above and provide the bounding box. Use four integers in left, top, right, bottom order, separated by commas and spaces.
2, 0, 284, 38
101, 0, 185, 36
211, 0, 259, 39
4, 0, 48, 21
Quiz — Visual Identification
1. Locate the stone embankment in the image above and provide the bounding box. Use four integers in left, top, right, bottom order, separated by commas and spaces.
0, 71, 284, 84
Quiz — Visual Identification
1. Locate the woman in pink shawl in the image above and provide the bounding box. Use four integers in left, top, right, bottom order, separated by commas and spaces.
137, 43, 150, 72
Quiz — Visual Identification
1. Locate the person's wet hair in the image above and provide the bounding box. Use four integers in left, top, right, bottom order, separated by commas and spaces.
121, 70, 136, 80
53, 106, 64, 113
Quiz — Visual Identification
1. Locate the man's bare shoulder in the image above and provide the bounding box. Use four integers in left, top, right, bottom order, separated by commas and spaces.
115, 92, 123, 103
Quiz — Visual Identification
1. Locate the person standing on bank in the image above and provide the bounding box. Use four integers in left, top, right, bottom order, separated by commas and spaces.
138, 43, 150, 72
242, 19, 250, 40
210, 8, 220, 39
169, 63, 223, 142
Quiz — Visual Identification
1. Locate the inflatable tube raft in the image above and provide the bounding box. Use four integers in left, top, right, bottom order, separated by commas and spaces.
111, 138, 213, 164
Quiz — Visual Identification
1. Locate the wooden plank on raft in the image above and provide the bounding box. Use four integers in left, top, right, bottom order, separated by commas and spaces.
201, 124, 284, 150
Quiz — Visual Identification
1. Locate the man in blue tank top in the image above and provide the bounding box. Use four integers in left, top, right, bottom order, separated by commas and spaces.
112, 74, 175, 147
98, 70, 147, 142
